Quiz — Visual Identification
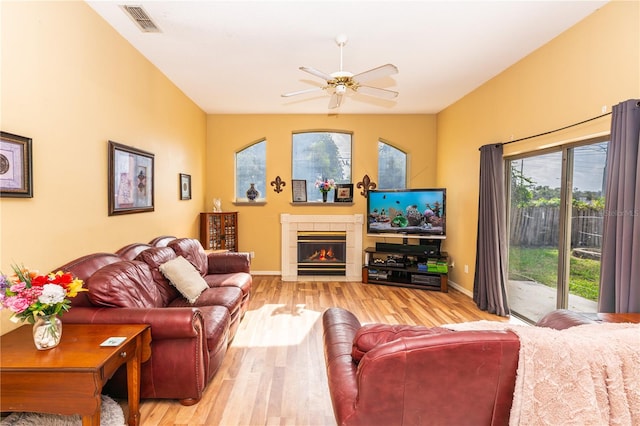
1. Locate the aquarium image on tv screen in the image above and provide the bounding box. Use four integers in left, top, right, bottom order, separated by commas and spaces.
367, 188, 446, 237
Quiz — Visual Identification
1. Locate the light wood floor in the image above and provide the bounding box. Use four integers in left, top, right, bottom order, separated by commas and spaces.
134, 276, 509, 425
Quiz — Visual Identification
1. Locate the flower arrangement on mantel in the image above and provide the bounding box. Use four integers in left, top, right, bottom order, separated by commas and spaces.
1, 264, 85, 349
0, 264, 85, 324
315, 178, 336, 193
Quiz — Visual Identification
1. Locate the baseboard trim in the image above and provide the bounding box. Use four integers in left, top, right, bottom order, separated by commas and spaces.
251, 271, 282, 276
447, 279, 473, 297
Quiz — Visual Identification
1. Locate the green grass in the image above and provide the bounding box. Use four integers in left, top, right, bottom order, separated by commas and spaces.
508, 246, 600, 301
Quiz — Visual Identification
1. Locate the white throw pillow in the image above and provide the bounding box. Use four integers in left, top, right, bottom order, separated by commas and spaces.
158, 256, 208, 303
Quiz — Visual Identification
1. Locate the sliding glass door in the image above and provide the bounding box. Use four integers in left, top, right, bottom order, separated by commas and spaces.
565, 142, 607, 312
506, 138, 607, 322
507, 151, 562, 320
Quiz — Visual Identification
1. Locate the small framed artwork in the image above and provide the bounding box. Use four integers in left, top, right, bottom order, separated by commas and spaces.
334, 183, 354, 202
179, 173, 191, 200
291, 179, 307, 202
0, 131, 33, 198
108, 140, 154, 215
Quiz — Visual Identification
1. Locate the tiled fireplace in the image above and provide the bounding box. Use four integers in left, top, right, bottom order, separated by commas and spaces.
280, 214, 363, 281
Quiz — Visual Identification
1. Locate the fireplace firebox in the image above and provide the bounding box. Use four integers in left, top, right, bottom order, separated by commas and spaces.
297, 232, 346, 276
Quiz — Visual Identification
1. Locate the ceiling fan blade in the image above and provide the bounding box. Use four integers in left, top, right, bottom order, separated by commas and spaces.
281, 87, 324, 97
328, 93, 343, 109
356, 85, 399, 100
300, 66, 333, 82
353, 64, 398, 83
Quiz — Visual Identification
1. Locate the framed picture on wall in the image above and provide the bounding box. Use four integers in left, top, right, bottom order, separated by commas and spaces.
0, 131, 33, 198
180, 173, 191, 200
334, 183, 353, 202
108, 140, 154, 215
291, 179, 307, 202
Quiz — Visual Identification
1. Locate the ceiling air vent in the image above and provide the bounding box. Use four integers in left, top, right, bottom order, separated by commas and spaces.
121, 5, 161, 33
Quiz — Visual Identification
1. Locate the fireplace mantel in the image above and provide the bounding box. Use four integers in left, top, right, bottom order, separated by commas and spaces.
280, 214, 363, 281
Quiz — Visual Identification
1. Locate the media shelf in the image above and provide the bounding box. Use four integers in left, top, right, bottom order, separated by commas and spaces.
363, 244, 448, 292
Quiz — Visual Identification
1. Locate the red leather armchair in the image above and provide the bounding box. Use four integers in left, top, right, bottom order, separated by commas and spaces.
322, 307, 520, 426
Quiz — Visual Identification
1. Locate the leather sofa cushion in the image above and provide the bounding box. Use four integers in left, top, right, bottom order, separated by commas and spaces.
159, 256, 209, 303
148, 235, 177, 247
197, 305, 230, 361
169, 286, 242, 315
116, 243, 153, 260
88, 260, 163, 308
352, 323, 454, 362
53, 253, 122, 307
168, 238, 208, 276
204, 272, 252, 296
135, 247, 180, 306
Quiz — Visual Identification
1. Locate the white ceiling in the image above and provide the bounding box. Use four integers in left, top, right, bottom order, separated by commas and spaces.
86, 1, 608, 115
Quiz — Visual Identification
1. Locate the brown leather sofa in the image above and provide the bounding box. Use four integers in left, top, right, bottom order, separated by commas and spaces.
322, 307, 596, 426
55, 237, 252, 406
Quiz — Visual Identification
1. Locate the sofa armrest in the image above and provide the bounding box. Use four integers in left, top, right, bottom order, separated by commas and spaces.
322, 308, 362, 424
61, 306, 203, 340
207, 252, 251, 274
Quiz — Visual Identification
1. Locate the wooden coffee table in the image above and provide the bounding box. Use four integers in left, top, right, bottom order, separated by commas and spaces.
1, 323, 151, 426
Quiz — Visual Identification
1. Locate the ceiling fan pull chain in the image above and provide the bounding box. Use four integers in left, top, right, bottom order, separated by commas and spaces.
336, 34, 347, 72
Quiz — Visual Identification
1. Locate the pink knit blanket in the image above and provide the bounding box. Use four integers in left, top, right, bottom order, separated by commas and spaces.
443, 321, 640, 425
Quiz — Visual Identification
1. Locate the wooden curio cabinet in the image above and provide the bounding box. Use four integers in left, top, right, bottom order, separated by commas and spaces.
199, 212, 238, 251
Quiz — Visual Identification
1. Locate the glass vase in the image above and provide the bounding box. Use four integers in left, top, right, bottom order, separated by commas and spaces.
32, 315, 62, 350
246, 183, 259, 202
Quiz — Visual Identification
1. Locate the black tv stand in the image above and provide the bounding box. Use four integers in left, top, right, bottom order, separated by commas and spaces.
363, 244, 448, 292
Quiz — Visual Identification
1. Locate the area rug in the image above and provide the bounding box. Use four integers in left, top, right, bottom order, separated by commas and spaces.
0, 395, 125, 426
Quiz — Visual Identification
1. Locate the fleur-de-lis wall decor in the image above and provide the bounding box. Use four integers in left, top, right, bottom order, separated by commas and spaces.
270, 176, 286, 193
357, 174, 377, 198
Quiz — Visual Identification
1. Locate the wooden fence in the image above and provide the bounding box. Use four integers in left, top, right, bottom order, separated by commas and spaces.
509, 206, 603, 248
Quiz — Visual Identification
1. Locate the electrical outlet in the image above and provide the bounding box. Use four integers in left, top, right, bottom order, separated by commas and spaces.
250, 251, 255, 259
464, 264, 469, 274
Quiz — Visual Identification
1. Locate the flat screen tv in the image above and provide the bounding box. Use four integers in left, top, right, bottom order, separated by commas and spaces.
367, 188, 446, 239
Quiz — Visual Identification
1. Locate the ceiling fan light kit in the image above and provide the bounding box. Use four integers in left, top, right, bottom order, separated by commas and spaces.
282, 35, 399, 109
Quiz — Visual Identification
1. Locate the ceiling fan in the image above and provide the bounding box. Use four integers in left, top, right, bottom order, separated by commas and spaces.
282, 34, 399, 109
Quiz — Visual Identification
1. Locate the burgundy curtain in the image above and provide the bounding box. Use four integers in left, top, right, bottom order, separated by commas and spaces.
473, 144, 510, 316
598, 99, 640, 313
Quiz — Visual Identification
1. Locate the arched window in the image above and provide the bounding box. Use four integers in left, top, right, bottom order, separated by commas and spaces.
235, 139, 266, 201
378, 140, 406, 189
292, 131, 352, 202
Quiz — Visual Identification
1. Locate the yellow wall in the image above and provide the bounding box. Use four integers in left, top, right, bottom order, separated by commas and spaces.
206, 114, 437, 271
1, 0, 638, 335
437, 0, 640, 293
1, 2, 206, 332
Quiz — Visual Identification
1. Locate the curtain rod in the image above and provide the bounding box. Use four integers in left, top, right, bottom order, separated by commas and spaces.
481, 111, 613, 151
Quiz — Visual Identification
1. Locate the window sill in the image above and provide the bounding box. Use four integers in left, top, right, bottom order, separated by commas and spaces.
290, 202, 354, 206
233, 201, 267, 206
